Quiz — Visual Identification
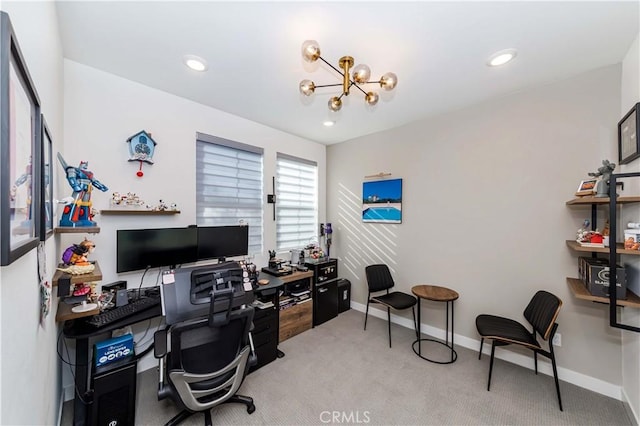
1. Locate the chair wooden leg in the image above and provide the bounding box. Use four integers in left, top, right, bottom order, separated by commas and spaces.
387, 307, 392, 348
364, 298, 370, 330
478, 338, 484, 360
487, 340, 496, 391
204, 410, 213, 426
534, 351, 538, 375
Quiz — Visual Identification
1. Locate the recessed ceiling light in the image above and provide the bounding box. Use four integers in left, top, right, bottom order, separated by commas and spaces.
487, 49, 517, 67
323, 120, 335, 127
183, 54, 208, 71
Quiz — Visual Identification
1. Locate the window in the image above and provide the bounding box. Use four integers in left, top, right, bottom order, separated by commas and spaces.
276, 153, 318, 251
196, 133, 263, 254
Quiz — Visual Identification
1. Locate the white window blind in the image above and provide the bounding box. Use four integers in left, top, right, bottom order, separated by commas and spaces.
196, 133, 263, 254
276, 153, 318, 251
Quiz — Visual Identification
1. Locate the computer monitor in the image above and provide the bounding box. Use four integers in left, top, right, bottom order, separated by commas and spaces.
116, 227, 198, 273
197, 225, 249, 261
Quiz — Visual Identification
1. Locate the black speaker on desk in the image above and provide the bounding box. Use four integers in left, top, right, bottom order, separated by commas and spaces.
88, 357, 137, 426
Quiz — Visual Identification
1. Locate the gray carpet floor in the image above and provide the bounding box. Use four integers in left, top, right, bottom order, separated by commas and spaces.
61, 309, 633, 425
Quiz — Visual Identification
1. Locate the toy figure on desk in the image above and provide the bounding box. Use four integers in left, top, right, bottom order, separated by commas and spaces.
57, 153, 108, 227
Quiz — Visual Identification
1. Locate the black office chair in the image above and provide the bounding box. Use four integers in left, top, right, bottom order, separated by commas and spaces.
475, 290, 563, 411
154, 305, 257, 426
364, 264, 417, 347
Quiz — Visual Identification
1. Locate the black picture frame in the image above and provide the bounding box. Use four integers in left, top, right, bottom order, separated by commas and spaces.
618, 102, 640, 165
41, 116, 53, 240
0, 12, 42, 265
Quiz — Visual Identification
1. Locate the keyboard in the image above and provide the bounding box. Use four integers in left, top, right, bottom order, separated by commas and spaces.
86, 295, 160, 328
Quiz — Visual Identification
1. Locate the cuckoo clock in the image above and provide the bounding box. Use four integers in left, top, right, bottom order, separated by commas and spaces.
126, 130, 157, 177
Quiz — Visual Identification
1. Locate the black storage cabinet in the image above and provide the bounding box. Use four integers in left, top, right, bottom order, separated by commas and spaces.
249, 289, 279, 372
314, 279, 339, 326
337, 279, 351, 313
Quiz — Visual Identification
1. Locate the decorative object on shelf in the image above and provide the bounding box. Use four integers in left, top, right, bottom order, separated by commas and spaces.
576, 219, 605, 247
111, 191, 145, 207
0, 11, 42, 266
57, 153, 108, 227
588, 159, 616, 198
299, 40, 397, 112
146, 199, 178, 211
618, 102, 639, 165
575, 179, 597, 197
61, 238, 96, 266
57, 263, 96, 275
126, 130, 157, 177
362, 178, 403, 224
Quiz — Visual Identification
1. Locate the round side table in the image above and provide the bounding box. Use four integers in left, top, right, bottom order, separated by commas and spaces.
411, 285, 459, 364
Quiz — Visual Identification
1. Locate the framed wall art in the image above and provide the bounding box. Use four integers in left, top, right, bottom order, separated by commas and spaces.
41, 116, 53, 239
618, 102, 639, 165
362, 178, 403, 224
0, 12, 42, 265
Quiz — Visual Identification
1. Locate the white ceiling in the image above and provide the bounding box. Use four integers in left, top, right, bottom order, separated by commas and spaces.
54, 1, 639, 145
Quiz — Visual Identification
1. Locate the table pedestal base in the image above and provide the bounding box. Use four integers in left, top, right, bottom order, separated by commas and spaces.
412, 338, 457, 364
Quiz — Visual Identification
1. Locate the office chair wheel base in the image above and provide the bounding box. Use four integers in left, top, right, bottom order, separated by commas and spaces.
247, 403, 256, 414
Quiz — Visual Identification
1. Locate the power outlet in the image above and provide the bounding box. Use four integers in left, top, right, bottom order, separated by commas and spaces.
552, 333, 562, 347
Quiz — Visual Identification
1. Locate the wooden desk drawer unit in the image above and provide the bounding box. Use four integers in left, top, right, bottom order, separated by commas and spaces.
279, 301, 312, 342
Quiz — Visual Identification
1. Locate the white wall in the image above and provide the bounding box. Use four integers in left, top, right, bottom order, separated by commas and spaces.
0, 2, 64, 425
619, 32, 640, 423
327, 65, 628, 399
61, 59, 326, 394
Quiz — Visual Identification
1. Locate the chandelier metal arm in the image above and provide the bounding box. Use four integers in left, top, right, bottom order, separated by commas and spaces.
316, 56, 368, 97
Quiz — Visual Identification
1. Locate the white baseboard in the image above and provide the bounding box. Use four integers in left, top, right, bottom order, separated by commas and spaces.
622, 387, 640, 425
351, 301, 624, 401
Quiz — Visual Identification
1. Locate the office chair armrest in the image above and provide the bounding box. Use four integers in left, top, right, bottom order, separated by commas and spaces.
154, 329, 168, 359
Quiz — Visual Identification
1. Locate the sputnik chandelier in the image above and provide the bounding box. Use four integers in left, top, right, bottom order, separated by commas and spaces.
298, 40, 398, 112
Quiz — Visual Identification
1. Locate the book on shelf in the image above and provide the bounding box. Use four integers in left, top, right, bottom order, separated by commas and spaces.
577, 240, 605, 248
290, 290, 310, 297
252, 299, 274, 310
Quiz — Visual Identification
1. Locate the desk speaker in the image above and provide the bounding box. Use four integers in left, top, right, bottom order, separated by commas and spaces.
89, 357, 137, 426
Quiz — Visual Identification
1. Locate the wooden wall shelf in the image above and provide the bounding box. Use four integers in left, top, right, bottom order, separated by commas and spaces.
566, 277, 640, 308
52, 262, 102, 286
100, 209, 180, 215
566, 196, 640, 205
55, 227, 100, 234
565, 240, 640, 256
55, 300, 100, 322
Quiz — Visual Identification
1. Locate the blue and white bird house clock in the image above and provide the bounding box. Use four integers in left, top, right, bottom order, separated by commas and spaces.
126, 130, 157, 177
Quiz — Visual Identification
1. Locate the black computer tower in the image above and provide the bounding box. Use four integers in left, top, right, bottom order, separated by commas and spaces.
88, 357, 137, 426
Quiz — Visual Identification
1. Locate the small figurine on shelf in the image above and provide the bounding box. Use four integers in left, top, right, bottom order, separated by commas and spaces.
61, 238, 96, 266
588, 159, 616, 198
57, 153, 108, 227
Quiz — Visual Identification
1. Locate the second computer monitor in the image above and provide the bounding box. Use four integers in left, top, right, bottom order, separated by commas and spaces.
197, 225, 249, 261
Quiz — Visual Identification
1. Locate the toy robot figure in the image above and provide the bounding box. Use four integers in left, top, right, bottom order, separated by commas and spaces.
57, 153, 108, 227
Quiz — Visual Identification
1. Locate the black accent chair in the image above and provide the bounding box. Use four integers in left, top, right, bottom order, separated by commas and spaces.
364, 264, 417, 347
154, 305, 257, 425
475, 290, 563, 411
